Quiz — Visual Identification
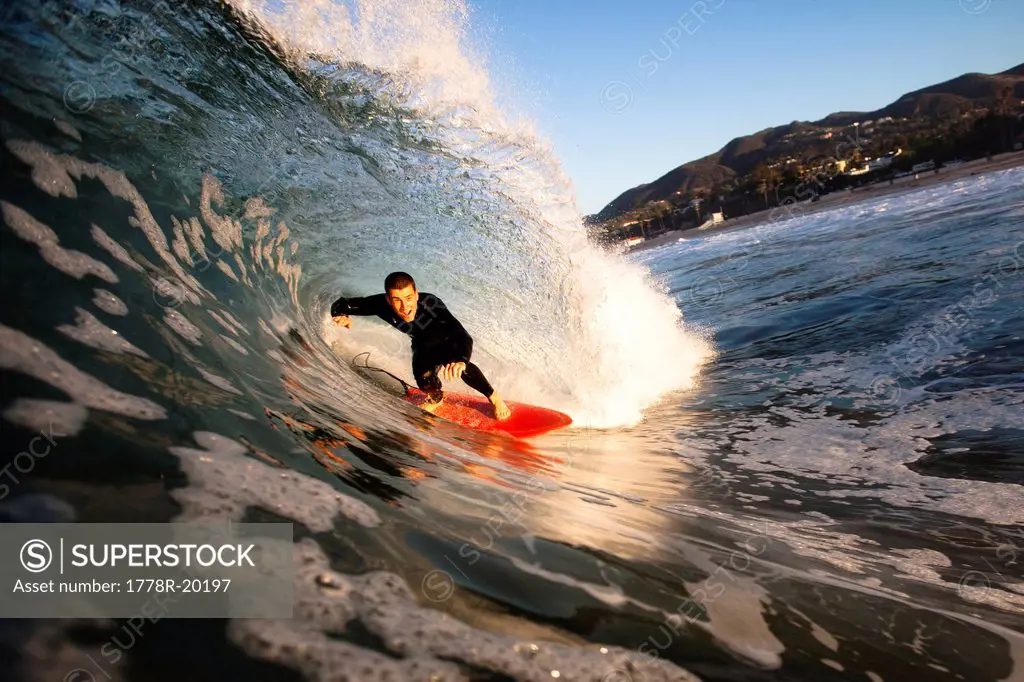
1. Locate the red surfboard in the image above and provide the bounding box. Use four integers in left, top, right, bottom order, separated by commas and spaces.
404, 388, 572, 438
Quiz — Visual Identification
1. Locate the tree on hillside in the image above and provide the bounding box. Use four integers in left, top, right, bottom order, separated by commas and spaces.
755, 180, 766, 208
690, 190, 706, 224
780, 164, 801, 192
995, 85, 1014, 151
753, 162, 778, 208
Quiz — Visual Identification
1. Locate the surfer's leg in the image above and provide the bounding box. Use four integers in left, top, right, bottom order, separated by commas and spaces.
461, 361, 510, 421
431, 334, 493, 397
460, 363, 494, 398
412, 348, 444, 406
425, 337, 510, 420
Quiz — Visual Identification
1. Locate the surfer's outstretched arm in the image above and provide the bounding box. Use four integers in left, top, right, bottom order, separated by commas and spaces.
330, 294, 388, 318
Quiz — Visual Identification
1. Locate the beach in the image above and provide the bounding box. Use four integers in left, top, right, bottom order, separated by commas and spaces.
627, 149, 1024, 252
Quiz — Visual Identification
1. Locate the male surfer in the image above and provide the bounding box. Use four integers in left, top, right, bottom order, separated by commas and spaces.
331, 272, 511, 420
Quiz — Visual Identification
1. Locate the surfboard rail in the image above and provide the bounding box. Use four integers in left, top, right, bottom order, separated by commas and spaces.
404, 388, 572, 438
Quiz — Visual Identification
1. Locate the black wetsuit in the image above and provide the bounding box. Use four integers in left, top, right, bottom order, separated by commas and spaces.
330, 292, 494, 402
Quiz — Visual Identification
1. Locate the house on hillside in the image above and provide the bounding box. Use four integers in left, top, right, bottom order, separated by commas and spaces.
698, 211, 725, 230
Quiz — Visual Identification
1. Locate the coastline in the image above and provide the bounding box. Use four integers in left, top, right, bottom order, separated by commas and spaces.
625, 150, 1024, 253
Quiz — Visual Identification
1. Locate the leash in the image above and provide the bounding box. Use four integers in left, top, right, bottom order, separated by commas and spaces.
351, 351, 414, 393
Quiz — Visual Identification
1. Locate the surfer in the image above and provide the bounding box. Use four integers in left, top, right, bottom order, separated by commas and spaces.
330, 272, 512, 420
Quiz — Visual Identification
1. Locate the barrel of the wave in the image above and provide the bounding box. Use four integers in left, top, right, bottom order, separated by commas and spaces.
333, 273, 573, 440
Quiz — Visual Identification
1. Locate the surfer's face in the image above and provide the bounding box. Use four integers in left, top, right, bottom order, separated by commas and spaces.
386, 284, 418, 322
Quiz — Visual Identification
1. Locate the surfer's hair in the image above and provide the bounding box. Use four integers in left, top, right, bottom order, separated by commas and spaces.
385, 271, 416, 292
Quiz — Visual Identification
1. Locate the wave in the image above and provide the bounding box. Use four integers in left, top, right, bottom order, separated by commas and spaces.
1, 0, 713, 462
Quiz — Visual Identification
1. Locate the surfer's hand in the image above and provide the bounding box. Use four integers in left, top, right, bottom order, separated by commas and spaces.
332, 315, 351, 329
438, 362, 465, 382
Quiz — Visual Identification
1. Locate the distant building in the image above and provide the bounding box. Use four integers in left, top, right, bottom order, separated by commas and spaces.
698, 212, 725, 230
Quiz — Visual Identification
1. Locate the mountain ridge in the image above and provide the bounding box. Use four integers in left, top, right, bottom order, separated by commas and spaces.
591, 62, 1024, 222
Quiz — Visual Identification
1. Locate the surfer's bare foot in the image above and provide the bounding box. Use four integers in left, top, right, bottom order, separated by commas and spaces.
489, 392, 511, 420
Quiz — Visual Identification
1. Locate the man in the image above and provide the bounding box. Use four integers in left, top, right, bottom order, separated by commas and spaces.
331, 272, 511, 420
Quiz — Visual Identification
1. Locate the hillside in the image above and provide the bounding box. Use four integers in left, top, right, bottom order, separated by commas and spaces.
591, 62, 1024, 222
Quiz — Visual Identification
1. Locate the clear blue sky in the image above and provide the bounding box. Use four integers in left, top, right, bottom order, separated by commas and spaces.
465, 0, 1024, 215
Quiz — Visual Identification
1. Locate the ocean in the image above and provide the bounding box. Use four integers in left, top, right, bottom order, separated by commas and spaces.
1, 1, 1022, 681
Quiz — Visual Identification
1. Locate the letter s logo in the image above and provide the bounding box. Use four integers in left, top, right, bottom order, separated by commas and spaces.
21, 539, 53, 573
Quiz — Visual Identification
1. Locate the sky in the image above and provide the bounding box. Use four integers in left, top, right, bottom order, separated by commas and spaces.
465, 0, 1024, 215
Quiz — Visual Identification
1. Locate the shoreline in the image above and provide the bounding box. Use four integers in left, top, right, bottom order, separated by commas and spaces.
625, 150, 1024, 252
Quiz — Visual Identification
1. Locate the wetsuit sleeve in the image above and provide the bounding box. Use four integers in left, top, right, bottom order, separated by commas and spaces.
330, 294, 387, 317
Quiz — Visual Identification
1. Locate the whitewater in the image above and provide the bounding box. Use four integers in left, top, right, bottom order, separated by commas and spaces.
1, 1, 1022, 681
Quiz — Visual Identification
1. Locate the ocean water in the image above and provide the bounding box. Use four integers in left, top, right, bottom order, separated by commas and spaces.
1, 1, 1022, 681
